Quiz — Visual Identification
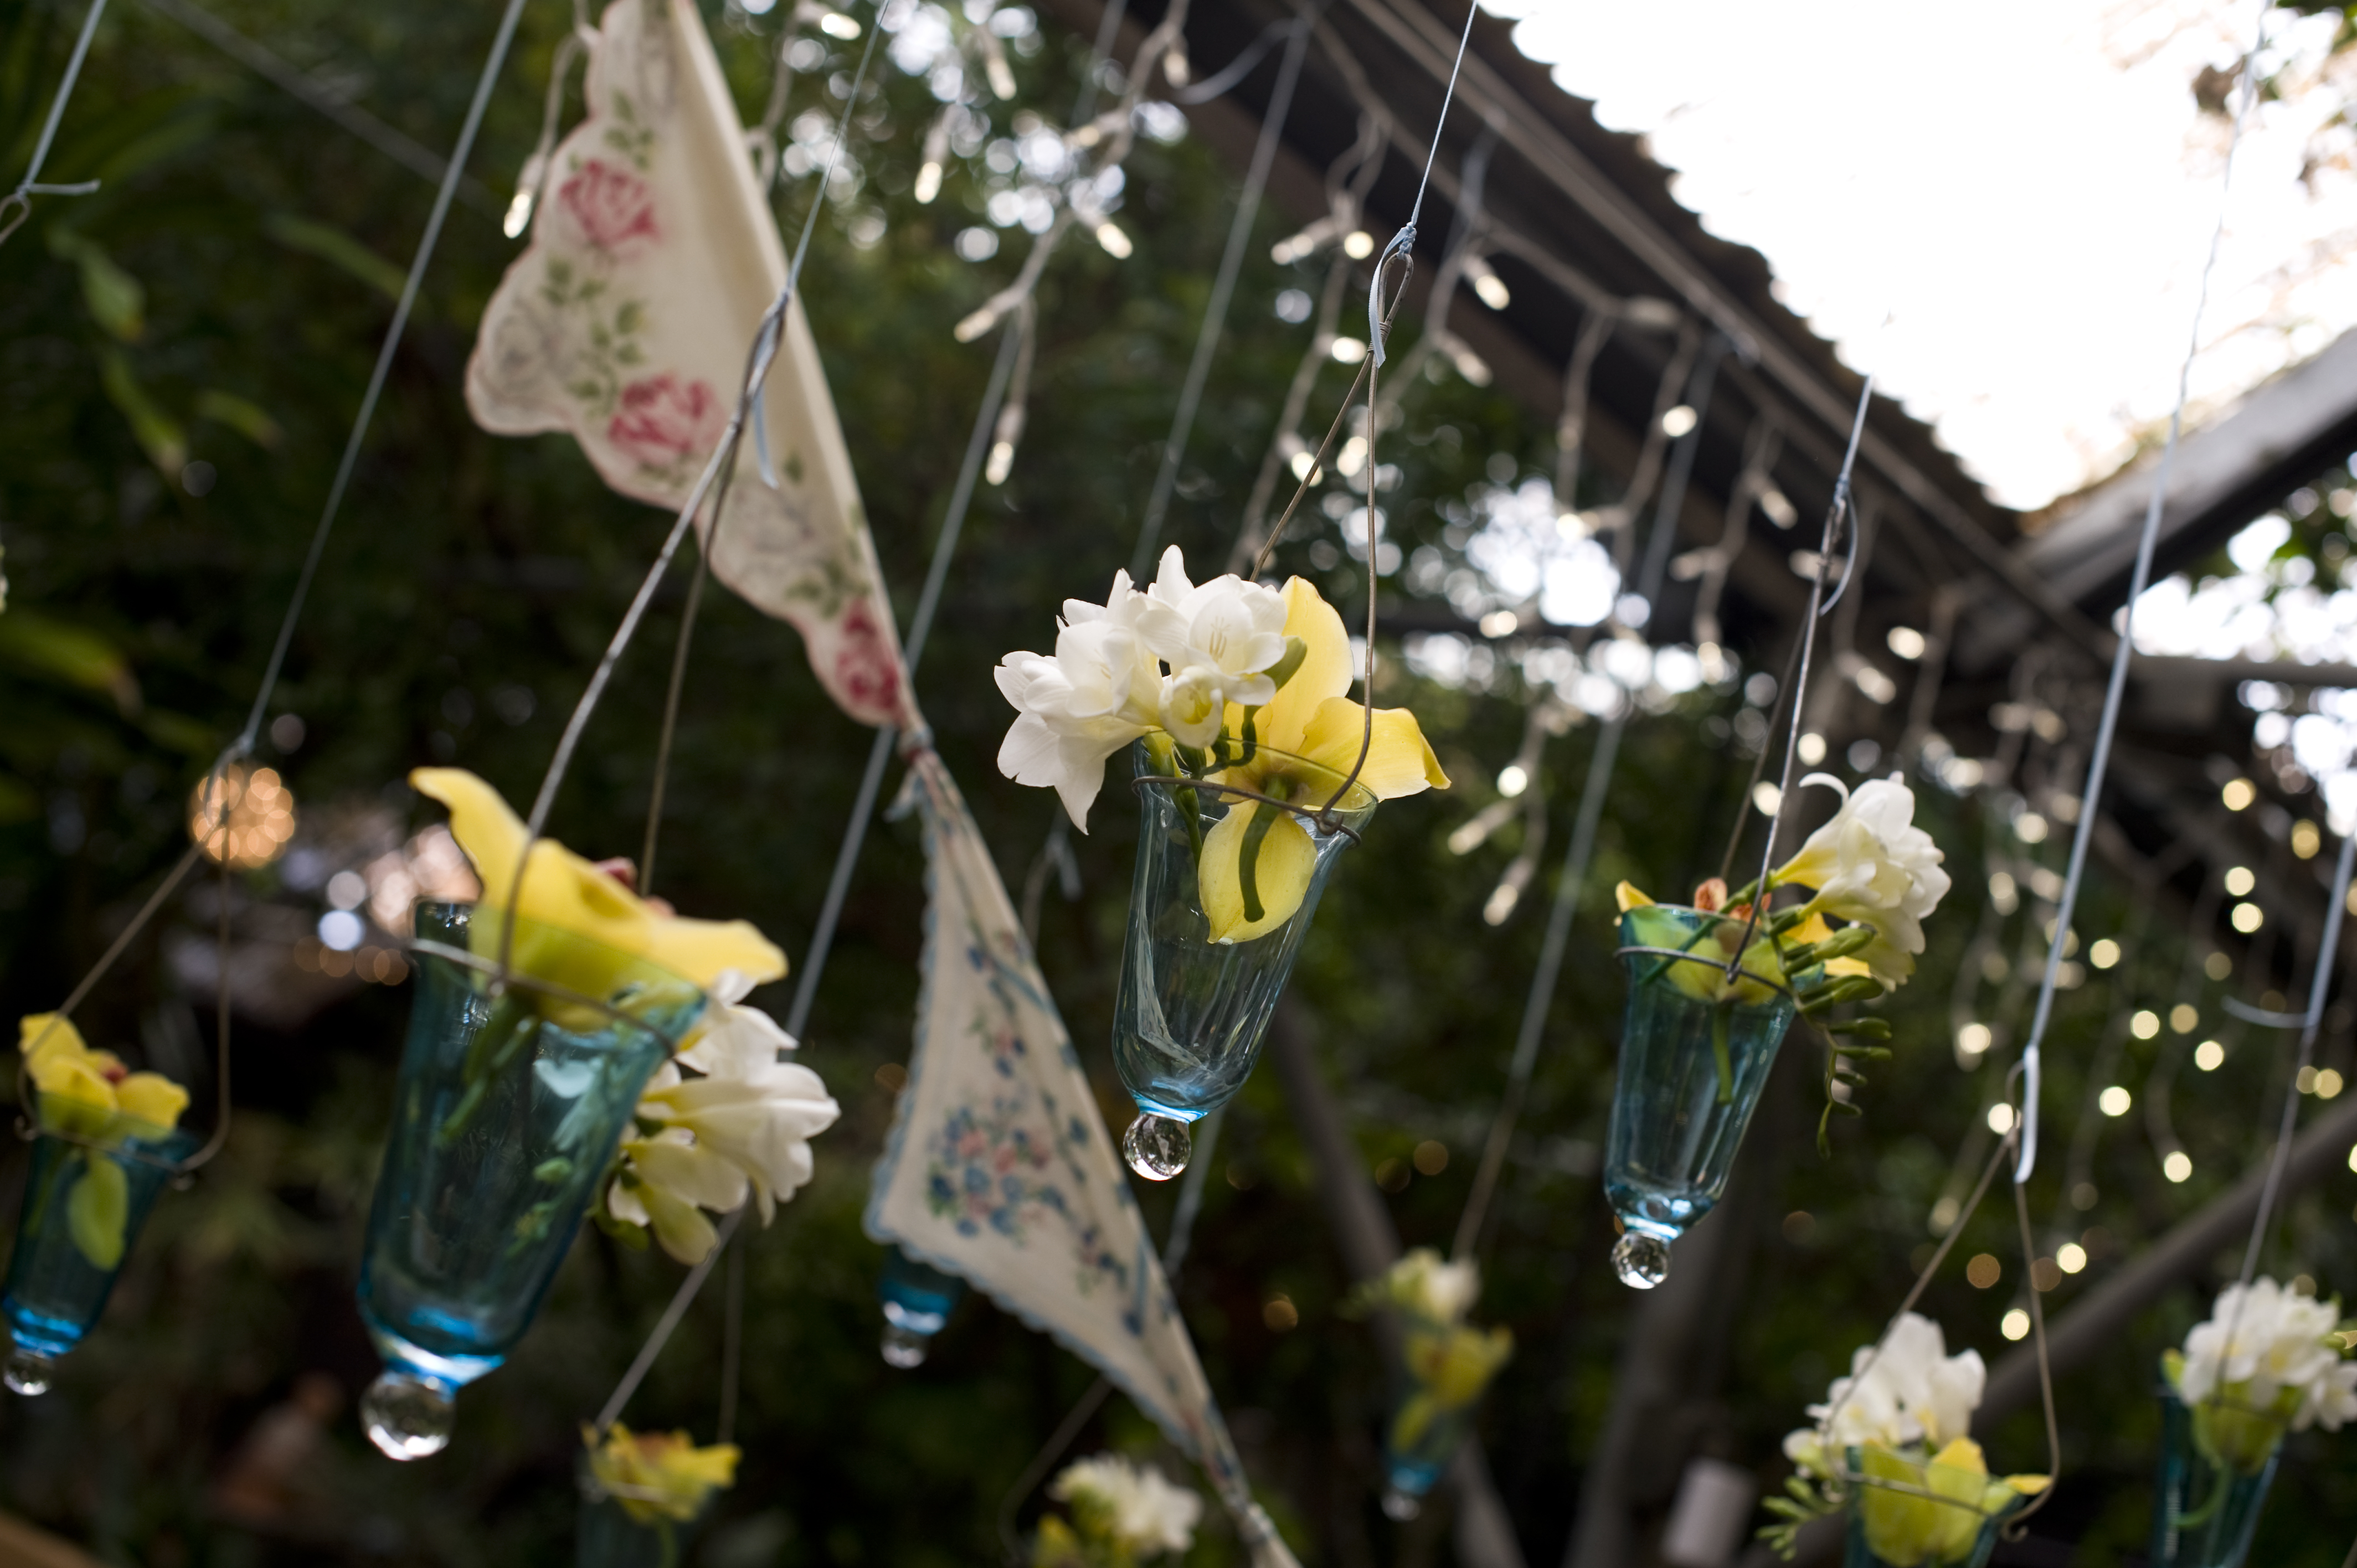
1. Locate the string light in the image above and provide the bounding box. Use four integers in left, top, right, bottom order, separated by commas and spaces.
189, 763, 297, 869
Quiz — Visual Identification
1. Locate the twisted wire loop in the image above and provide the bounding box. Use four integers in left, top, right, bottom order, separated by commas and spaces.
0, 0, 112, 245
1127, 774, 1365, 846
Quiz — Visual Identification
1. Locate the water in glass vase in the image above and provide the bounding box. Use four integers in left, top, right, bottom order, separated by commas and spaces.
876, 1245, 965, 1368
356, 901, 704, 1458
2, 1108, 195, 1395
1603, 903, 1795, 1288
2148, 1381, 2282, 1568
1111, 742, 1375, 1179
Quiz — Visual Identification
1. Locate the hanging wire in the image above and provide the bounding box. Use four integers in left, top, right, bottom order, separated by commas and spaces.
1449, 336, 1730, 1262
2006, 7, 2267, 1186
1127, 2, 1316, 577
134, 0, 500, 214
594, 271, 1025, 1444
0, 0, 111, 245
12, 0, 532, 1176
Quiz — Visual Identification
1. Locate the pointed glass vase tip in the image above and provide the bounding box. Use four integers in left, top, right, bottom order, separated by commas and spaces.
1602, 904, 1796, 1287
356, 901, 706, 1457
877, 1246, 965, 1368
1843, 1448, 2024, 1568
2, 1103, 195, 1390
2148, 1381, 2283, 1568
1111, 742, 1376, 1178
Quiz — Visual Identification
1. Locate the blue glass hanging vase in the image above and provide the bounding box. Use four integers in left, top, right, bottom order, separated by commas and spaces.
1377, 1314, 1512, 1521
1841, 1446, 2026, 1568
356, 901, 704, 1459
2, 1104, 195, 1395
1602, 903, 1796, 1288
1113, 741, 1376, 1180
2148, 1380, 2283, 1568
876, 1245, 964, 1368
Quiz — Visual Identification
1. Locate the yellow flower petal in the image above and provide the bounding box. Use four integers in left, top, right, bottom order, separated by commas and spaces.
1615, 881, 1654, 913
18, 1012, 88, 1072
1200, 801, 1317, 943
1226, 578, 1354, 756
114, 1072, 189, 1134
586, 1421, 739, 1524
1295, 697, 1449, 800
410, 768, 787, 992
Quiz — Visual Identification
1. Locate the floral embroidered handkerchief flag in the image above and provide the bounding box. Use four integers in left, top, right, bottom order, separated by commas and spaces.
466, 0, 908, 727
869, 751, 1298, 1567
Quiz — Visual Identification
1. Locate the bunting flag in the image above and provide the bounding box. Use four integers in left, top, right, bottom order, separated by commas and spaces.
462, 2, 1296, 1557
869, 750, 1297, 1567
465, 0, 910, 729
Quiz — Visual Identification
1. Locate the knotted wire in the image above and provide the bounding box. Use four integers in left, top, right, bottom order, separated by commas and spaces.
0, 0, 111, 245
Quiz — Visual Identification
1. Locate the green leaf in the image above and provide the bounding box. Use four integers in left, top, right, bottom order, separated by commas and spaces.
47, 231, 145, 341
0, 609, 141, 715
264, 213, 409, 303
66, 1152, 130, 1272
99, 347, 187, 479
194, 389, 282, 448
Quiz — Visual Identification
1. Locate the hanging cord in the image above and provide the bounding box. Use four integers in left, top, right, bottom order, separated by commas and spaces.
2005, 14, 2265, 1185
1225, 106, 1386, 574
1370, 122, 1495, 422
2230, 827, 2356, 1288
1712, 376, 1871, 993
133, 0, 501, 214
1448, 336, 1729, 1262
592, 307, 1025, 1442
0, 0, 111, 245
11, 0, 530, 1172
501, 12, 884, 974
1126, 3, 1316, 577
994, 1110, 1225, 1565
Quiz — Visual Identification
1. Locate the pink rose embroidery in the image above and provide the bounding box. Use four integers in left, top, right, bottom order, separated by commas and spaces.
608, 374, 722, 468
559, 160, 657, 252
833, 600, 904, 716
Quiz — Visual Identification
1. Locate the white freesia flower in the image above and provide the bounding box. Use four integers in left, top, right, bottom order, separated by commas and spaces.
605, 982, 841, 1264
1784, 1312, 1984, 1478
1140, 546, 1289, 743
1382, 1246, 1481, 1325
995, 570, 1164, 831
1048, 1453, 1203, 1555
1774, 772, 1951, 988
2178, 1278, 2357, 1432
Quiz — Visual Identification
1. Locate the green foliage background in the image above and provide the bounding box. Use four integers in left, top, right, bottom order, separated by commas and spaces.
3, 0, 2356, 1563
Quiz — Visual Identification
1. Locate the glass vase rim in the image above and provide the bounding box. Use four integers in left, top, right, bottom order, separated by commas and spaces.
410, 898, 706, 1044
1126, 737, 1381, 822
2154, 1371, 2300, 1425
28, 1093, 200, 1162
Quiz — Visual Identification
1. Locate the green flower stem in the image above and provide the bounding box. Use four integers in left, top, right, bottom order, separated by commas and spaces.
1238, 801, 1280, 923
1711, 1005, 1735, 1106
439, 1005, 543, 1147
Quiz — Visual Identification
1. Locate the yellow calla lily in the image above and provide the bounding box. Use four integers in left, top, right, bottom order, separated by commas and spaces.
584, 1420, 739, 1525
17, 1013, 189, 1141
1196, 579, 1447, 943
1615, 881, 1654, 913
410, 769, 786, 1022
1393, 1321, 1512, 1452
1856, 1438, 2045, 1567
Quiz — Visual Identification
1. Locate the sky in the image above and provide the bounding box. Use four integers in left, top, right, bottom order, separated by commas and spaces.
1480, 0, 2357, 514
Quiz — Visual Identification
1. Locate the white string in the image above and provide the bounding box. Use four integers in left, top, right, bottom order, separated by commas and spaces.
2010, 8, 2266, 1184
1363, 0, 1478, 365
0, 0, 111, 245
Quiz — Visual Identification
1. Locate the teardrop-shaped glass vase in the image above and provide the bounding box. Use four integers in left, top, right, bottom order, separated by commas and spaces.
1111, 742, 1375, 1180
356, 901, 704, 1458
2, 1104, 195, 1395
877, 1245, 965, 1368
2148, 1381, 2283, 1568
1602, 904, 1795, 1288
1377, 1316, 1509, 1521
